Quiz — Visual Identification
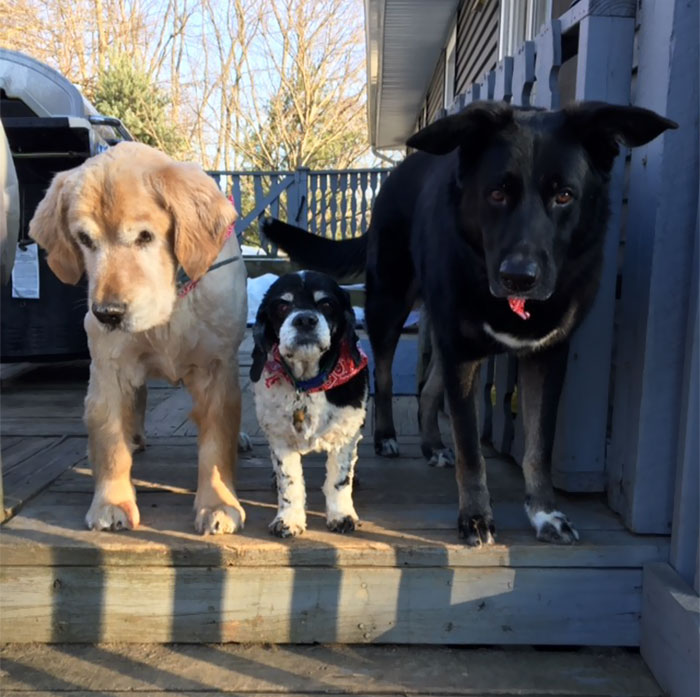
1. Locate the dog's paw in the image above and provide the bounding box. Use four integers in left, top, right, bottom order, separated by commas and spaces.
269, 511, 306, 538
427, 447, 455, 468
131, 433, 147, 454
327, 515, 358, 534
375, 437, 400, 458
526, 505, 579, 545
86, 500, 140, 531
194, 504, 245, 535
458, 511, 496, 547
237, 431, 253, 453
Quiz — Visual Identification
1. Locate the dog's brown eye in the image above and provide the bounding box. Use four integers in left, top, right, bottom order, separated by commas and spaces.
136, 230, 154, 247
317, 299, 333, 314
554, 190, 573, 205
488, 189, 506, 204
77, 232, 95, 250
275, 301, 291, 318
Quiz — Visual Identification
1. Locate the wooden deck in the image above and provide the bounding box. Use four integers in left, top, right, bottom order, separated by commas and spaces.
0, 333, 669, 645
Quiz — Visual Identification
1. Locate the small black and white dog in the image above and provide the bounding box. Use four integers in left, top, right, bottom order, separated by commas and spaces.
251, 271, 369, 537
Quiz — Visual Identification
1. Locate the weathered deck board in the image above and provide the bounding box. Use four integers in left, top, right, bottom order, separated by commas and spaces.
0, 643, 663, 697
2, 437, 87, 522
0, 336, 671, 646
1, 436, 61, 474
1, 563, 643, 644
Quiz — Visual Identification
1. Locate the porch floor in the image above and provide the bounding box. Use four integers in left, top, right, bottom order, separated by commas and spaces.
0, 333, 669, 646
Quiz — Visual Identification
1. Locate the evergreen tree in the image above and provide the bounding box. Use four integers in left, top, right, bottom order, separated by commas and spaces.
93, 53, 190, 159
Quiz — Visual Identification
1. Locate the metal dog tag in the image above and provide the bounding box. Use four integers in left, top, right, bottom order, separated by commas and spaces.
292, 405, 307, 432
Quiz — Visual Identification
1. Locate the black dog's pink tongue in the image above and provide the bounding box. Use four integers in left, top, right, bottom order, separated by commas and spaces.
508, 297, 530, 320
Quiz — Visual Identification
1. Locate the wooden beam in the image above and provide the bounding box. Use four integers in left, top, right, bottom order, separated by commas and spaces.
607, 0, 700, 532
641, 562, 700, 697
559, 0, 637, 34
0, 565, 643, 644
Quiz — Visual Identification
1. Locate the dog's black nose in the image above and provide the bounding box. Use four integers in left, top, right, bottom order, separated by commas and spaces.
498, 257, 539, 293
92, 301, 127, 327
292, 312, 319, 330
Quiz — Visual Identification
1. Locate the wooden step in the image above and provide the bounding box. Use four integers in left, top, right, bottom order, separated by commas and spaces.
0, 357, 670, 648
0, 441, 668, 645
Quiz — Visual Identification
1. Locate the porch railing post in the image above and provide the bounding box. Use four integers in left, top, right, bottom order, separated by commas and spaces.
608, 0, 700, 534
293, 167, 309, 227
549, 6, 636, 493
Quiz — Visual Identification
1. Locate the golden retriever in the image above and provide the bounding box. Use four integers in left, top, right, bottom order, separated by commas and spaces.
29, 141, 248, 535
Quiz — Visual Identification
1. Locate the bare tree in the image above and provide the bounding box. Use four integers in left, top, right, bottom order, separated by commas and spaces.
237, 0, 368, 171
1, 0, 373, 171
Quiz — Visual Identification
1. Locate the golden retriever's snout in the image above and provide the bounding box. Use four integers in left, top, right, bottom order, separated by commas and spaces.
92, 300, 127, 329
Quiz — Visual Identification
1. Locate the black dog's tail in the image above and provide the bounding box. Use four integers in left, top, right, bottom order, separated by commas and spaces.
261, 218, 367, 279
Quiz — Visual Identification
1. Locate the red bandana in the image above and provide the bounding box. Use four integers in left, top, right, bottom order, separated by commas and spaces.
264, 340, 368, 392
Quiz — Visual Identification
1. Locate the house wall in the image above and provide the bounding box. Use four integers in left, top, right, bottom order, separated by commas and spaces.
426, 50, 447, 124
455, 0, 500, 95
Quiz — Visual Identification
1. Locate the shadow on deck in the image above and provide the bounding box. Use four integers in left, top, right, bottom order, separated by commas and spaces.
0, 332, 668, 646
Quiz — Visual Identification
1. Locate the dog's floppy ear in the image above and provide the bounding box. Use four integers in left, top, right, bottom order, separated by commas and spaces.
28, 169, 84, 285
406, 100, 513, 156
250, 299, 276, 383
564, 102, 678, 172
150, 163, 236, 281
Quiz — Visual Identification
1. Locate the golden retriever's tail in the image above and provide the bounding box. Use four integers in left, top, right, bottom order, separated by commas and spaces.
261, 218, 367, 279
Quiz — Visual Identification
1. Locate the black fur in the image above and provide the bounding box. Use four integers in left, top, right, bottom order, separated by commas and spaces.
262, 100, 676, 545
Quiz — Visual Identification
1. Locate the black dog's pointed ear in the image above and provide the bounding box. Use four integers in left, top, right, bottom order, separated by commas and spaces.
406, 100, 514, 156
250, 305, 274, 383
564, 102, 678, 172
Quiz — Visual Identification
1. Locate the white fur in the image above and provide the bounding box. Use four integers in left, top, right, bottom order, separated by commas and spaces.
482, 304, 578, 353
525, 505, 580, 542
254, 358, 367, 535
278, 310, 331, 380
377, 438, 400, 457
482, 322, 562, 351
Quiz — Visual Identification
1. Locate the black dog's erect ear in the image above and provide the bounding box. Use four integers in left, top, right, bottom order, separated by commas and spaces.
250, 303, 275, 383
406, 100, 513, 156
564, 102, 678, 172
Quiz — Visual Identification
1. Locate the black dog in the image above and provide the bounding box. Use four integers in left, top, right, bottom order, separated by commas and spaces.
251, 271, 369, 537
262, 101, 676, 545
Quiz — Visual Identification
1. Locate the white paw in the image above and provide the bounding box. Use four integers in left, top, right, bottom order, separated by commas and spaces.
237, 431, 253, 453
269, 509, 307, 538
376, 438, 399, 457
194, 504, 245, 535
86, 499, 140, 531
427, 447, 455, 468
526, 504, 579, 544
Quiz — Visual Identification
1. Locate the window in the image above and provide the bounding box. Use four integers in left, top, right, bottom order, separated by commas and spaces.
444, 24, 457, 108
498, 0, 552, 60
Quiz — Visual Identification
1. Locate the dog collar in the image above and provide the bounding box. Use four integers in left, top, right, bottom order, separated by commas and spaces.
264, 340, 368, 393
177, 195, 239, 298
176, 252, 240, 297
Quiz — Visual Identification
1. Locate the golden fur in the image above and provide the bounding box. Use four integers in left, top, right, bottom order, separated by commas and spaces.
29, 142, 248, 534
